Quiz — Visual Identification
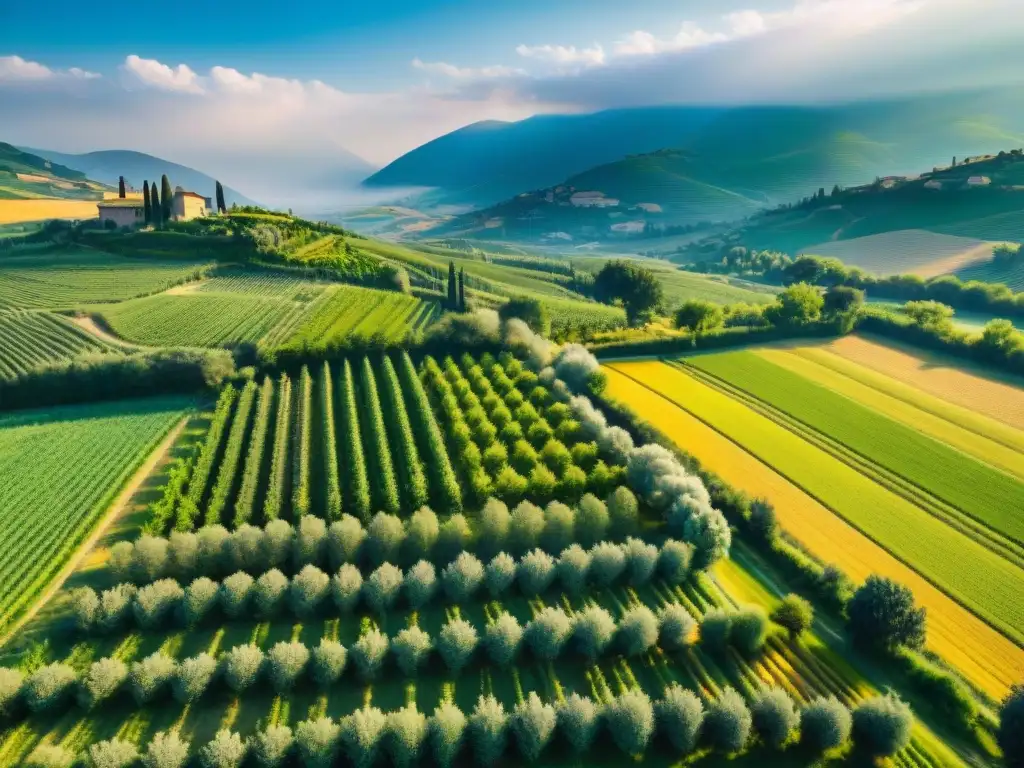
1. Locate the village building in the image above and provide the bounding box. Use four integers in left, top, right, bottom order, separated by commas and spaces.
171, 187, 208, 220
97, 199, 145, 228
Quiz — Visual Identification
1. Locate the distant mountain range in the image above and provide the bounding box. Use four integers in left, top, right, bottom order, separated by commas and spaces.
17, 147, 258, 207
365, 86, 1024, 223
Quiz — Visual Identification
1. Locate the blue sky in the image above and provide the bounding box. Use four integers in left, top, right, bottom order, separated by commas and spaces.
1, 0, 1021, 205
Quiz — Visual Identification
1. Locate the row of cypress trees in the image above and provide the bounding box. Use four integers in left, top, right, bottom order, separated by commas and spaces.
446, 261, 467, 312
138, 176, 228, 226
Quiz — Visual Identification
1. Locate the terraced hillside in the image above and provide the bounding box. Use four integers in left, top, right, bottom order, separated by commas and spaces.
0, 310, 120, 380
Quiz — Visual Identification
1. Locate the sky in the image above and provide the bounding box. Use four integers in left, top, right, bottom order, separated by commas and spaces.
1, 0, 1022, 205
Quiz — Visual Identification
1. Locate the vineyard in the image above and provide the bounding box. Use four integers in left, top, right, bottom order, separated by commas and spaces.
0, 310, 119, 379
0, 396, 189, 636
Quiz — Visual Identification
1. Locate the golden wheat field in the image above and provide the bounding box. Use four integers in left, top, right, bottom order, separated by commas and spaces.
0, 199, 99, 224
604, 362, 1024, 700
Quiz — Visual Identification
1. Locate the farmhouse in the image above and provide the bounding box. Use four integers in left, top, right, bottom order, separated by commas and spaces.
96, 198, 144, 228
172, 187, 208, 220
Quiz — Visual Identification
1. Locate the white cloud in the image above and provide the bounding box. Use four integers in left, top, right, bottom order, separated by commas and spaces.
0, 55, 99, 81
515, 44, 606, 67
411, 58, 525, 79
123, 54, 202, 93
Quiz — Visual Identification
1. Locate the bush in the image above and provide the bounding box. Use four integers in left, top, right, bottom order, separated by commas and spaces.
226, 524, 263, 573
438, 618, 478, 674
404, 507, 439, 563
477, 498, 511, 558
801, 696, 852, 752
88, 739, 139, 768
526, 606, 573, 661
700, 608, 733, 654
295, 716, 340, 768
404, 560, 438, 609
130, 651, 176, 704
852, 694, 913, 757
78, 657, 128, 710
429, 700, 466, 768
1000, 684, 1024, 768
684, 508, 732, 569
623, 537, 658, 585
770, 594, 813, 639
659, 604, 696, 651
436, 513, 471, 565
703, 687, 752, 753
848, 576, 926, 652
442, 552, 485, 603
385, 706, 427, 768
332, 563, 363, 613
518, 548, 556, 595
293, 513, 326, 568
485, 552, 517, 596
512, 692, 557, 762
289, 564, 329, 617
470, 695, 509, 765
351, 629, 389, 681
751, 687, 799, 749
196, 525, 229, 575
0, 667, 23, 717
575, 494, 610, 547
134, 579, 185, 629
262, 519, 294, 569
573, 604, 616, 662
732, 606, 769, 655
97, 583, 137, 633
311, 638, 347, 688
250, 725, 293, 767
606, 689, 655, 755
366, 512, 405, 566
393, 625, 433, 676
493, 466, 528, 504
558, 693, 601, 754
509, 501, 545, 555
617, 605, 659, 657
656, 684, 703, 753
589, 541, 626, 587
541, 501, 575, 553
172, 653, 217, 703
251, 569, 288, 619
200, 729, 246, 768
607, 486, 639, 538
327, 515, 365, 568
484, 612, 522, 668
132, 533, 170, 583
25, 663, 77, 712
71, 587, 100, 632
339, 707, 387, 768
365, 563, 404, 615
219, 571, 254, 619
658, 539, 692, 586
177, 576, 217, 627
266, 641, 309, 693
143, 730, 190, 768
557, 544, 591, 595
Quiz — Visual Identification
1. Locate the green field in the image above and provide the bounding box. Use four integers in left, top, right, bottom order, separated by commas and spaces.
0, 310, 118, 379
0, 397, 189, 634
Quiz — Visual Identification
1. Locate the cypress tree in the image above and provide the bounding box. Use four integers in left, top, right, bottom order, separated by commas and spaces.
160, 175, 173, 222
150, 184, 162, 227
142, 181, 151, 224
215, 181, 226, 214
118, 176, 126, 198
458, 268, 466, 312
447, 262, 457, 309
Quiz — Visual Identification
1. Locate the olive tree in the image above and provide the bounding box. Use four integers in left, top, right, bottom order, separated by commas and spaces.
295, 716, 340, 768
393, 626, 433, 676
143, 730, 190, 768
180, 577, 219, 627
429, 700, 466, 768
266, 641, 309, 693
134, 579, 185, 630
197, 525, 229, 575
801, 696, 852, 752
88, 738, 139, 768
541, 502, 574, 554
655, 684, 703, 754
219, 571, 254, 619
700, 609, 733, 654
589, 541, 626, 587
340, 706, 387, 768
703, 687, 752, 753
436, 513, 471, 565
442, 553, 485, 603
575, 494, 610, 548
852, 694, 913, 757
438, 618, 478, 674
607, 486, 639, 539
770, 594, 813, 639
167, 530, 199, 581
847, 577, 926, 652
477, 498, 511, 559
222, 644, 264, 692
751, 687, 799, 749
226, 524, 263, 573
526, 607, 573, 661
172, 653, 217, 704
558, 693, 601, 754
658, 539, 692, 586
385, 705, 427, 768
509, 501, 545, 555
469, 694, 509, 764
618, 605, 659, 657
253, 569, 289, 619
351, 629, 389, 681
132, 533, 170, 583
25, 662, 77, 712
404, 560, 437, 609
25, 744, 73, 768
250, 724, 293, 768
365, 563, 404, 615
484, 612, 523, 668
573, 605, 616, 662
97, 584, 136, 634
485, 553, 517, 597
404, 507, 439, 563
108, 541, 134, 583
293, 514, 327, 568
199, 729, 246, 768
659, 604, 696, 651
684, 508, 732, 570
0, 667, 24, 717
623, 538, 658, 586
605, 689, 655, 756
366, 512, 405, 566
129, 651, 176, 704
327, 515, 365, 568
512, 692, 556, 762
518, 549, 556, 596
289, 565, 329, 617
261, 519, 293, 569
310, 639, 347, 688
731, 606, 769, 655
78, 657, 128, 710
556, 544, 591, 595
71, 587, 99, 632
331, 564, 363, 613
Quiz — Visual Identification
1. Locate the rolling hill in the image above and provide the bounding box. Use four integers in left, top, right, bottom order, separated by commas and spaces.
17, 147, 258, 207
0, 143, 111, 201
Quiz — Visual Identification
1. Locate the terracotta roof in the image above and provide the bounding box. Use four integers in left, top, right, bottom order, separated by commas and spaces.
98, 199, 144, 208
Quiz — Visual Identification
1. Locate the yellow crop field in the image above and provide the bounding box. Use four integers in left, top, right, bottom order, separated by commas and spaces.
0, 199, 99, 224
604, 363, 1024, 699
753, 346, 1024, 480
823, 334, 1024, 430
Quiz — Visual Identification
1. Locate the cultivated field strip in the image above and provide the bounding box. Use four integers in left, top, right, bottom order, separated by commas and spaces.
0, 310, 117, 379
196, 271, 324, 299
0, 397, 188, 633
603, 363, 1024, 699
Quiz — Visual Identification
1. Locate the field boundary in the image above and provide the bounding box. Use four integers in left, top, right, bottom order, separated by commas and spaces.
606, 361, 1024, 648
0, 415, 189, 651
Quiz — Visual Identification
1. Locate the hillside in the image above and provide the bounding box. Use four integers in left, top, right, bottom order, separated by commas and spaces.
18, 147, 258, 207
0, 143, 111, 201
364, 85, 1024, 212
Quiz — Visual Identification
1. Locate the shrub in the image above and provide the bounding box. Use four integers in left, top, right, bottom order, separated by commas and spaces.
509, 501, 545, 555
351, 629, 389, 681
331, 563, 363, 613
606, 689, 655, 756
771, 594, 813, 639
266, 641, 309, 693
589, 541, 626, 587
526, 606, 573, 661
573, 604, 616, 661
732, 606, 769, 655
801, 696, 852, 752
78, 657, 128, 710
339, 706, 387, 768
848, 576, 926, 651
493, 466, 528, 503
364, 563, 404, 615
200, 729, 246, 768
25, 663, 77, 712
295, 716, 340, 768
196, 524, 230, 575
539, 439, 570, 474
540, 502, 574, 554
751, 687, 799, 749
132, 533, 170, 583
0, 667, 24, 717
327, 515, 365, 568
700, 608, 733, 654
485, 552, 517, 597
659, 604, 696, 650
172, 653, 217, 703
71, 587, 100, 632
575, 494, 610, 547
511, 440, 539, 475
477, 498, 511, 559
558, 693, 600, 754
438, 618, 479, 674
293, 515, 327, 567
287, 564, 329, 617
518, 548, 556, 595
852, 694, 913, 757
167, 530, 199, 580
262, 519, 294, 569
999, 684, 1024, 768
97, 583, 137, 633
366, 512, 405, 566
470, 695, 509, 765
623, 538, 658, 585
143, 730, 190, 768
684, 508, 732, 569
134, 579, 184, 629
250, 725, 293, 768
436, 513, 471, 565
484, 611, 523, 668
226, 524, 263, 573
180, 576, 219, 627
220, 571, 254, 619
607, 486, 639, 538
251, 569, 288, 619
656, 684, 703, 753
220, 644, 264, 692
404, 507, 439, 563
442, 553, 485, 603
129, 651, 176, 704
404, 560, 438, 609
512, 692, 556, 762
528, 464, 557, 500
88, 739, 139, 768
658, 539, 692, 586
618, 605, 659, 657
703, 687, 752, 753
556, 544, 591, 595
309, 638, 347, 688
393, 626, 433, 676
429, 700, 466, 768
385, 706, 427, 768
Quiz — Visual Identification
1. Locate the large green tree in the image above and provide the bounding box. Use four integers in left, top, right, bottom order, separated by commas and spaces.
160, 175, 173, 223
215, 181, 227, 214
847, 576, 926, 652
142, 181, 151, 224
1000, 684, 1024, 768
118, 176, 126, 199
150, 183, 162, 227
498, 297, 549, 335
764, 283, 823, 326
673, 299, 724, 333
593, 261, 664, 325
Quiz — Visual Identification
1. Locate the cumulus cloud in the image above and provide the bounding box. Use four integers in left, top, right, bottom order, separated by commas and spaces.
515, 44, 606, 67
411, 58, 525, 79
0, 55, 99, 81
123, 54, 202, 93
